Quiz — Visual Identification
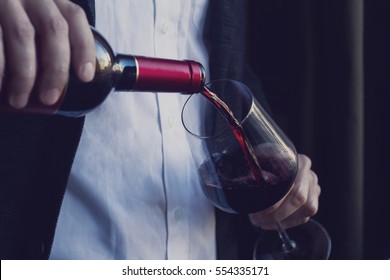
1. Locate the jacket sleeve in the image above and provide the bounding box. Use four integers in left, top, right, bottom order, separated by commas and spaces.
0, 0, 94, 260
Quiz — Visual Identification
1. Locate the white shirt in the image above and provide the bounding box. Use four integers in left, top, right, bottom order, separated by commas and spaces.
50, 0, 215, 260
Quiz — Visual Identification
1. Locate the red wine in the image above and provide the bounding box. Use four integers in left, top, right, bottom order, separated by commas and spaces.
0, 28, 205, 117
198, 85, 296, 213
199, 149, 294, 213
201, 86, 264, 183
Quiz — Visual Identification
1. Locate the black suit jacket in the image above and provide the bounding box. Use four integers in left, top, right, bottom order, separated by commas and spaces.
0, 0, 264, 260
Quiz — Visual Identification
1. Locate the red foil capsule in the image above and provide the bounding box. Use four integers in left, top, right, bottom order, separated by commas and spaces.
133, 56, 205, 93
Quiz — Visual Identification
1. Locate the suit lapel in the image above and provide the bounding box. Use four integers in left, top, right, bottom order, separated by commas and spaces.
207, 0, 248, 82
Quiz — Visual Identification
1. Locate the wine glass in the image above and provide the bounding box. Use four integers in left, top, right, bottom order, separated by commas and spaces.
181, 79, 331, 260
253, 219, 331, 260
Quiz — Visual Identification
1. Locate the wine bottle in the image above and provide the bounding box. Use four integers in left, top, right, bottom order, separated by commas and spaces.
0, 28, 205, 117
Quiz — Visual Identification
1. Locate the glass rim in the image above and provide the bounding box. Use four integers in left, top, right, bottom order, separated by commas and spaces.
181, 79, 255, 139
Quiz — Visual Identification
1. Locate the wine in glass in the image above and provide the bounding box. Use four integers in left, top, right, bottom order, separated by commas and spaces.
181, 79, 331, 259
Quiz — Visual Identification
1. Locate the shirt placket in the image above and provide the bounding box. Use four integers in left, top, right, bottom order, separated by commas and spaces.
154, 0, 191, 259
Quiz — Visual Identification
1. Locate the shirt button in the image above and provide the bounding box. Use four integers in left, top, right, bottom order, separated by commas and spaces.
174, 208, 184, 221
161, 21, 171, 34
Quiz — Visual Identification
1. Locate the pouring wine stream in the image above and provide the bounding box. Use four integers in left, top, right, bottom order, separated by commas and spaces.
201, 85, 298, 255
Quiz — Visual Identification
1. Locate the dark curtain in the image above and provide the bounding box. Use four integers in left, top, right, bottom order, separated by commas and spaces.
247, 0, 390, 259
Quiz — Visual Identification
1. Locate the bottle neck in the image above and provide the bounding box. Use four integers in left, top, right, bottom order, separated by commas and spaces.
112, 54, 138, 91
113, 55, 205, 94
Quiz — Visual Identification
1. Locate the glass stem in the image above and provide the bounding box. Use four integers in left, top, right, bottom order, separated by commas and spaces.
276, 221, 297, 254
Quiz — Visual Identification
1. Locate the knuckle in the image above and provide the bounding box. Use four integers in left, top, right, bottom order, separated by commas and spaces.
304, 202, 318, 217
41, 62, 69, 85
47, 15, 68, 35
311, 170, 318, 184
310, 171, 321, 195
299, 154, 312, 168
317, 183, 322, 196
290, 188, 308, 208
48, 65, 69, 82
14, 21, 35, 41
51, 63, 69, 76
10, 66, 35, 82
63, 2, 87, 20
16, 74, 35, 87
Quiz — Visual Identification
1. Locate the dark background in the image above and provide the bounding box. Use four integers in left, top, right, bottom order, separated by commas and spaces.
246, 0, 390, 259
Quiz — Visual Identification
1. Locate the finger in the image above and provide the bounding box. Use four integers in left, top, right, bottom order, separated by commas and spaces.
54, 0, 95, 82
0, 0, 37, 108
279, 180, 320, 229
276, 154, 313, 214
249, 154, 316, 229
24, 0, 70, 105
262, 170, 320, 230
278, 171, 320, 229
